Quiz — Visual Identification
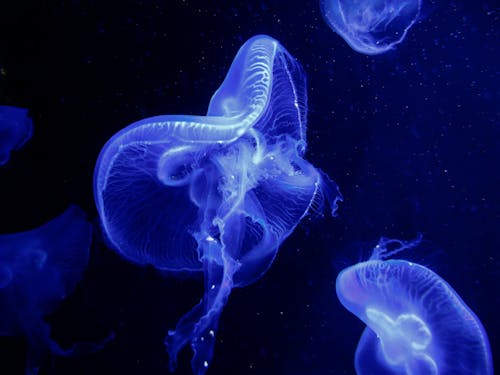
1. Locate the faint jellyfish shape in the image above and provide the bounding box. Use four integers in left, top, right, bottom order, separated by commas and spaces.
320, 0, 422, 55
0, 205, 93, 374
336, 236, 494, 374
94, 34, 341, 374
0, 105, 33, 166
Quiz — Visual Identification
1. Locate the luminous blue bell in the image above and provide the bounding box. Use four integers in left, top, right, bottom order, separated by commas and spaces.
336, 238, 493, 374
320, 0, 422, 55
0, 105, 33, 166
94, 34, 341, 374
0, 205, 93, 374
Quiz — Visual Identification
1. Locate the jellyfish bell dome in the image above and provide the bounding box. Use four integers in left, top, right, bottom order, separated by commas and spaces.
336, 241, 493, 374
320, 0, 422, 55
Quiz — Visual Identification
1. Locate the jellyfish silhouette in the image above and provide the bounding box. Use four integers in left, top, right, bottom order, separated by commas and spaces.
94, 34, 341, 374
0, 105, 33, 166
320, 0, 422, 55
336, 237, 494, 374
0, 205, 93, 374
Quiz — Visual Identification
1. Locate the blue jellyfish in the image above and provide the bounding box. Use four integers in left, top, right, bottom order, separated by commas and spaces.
0, 105, 33, 166
335, 237, 494, 374
320, 0, 422, 55
0, 205, 93, 374
94, 34, 341, 374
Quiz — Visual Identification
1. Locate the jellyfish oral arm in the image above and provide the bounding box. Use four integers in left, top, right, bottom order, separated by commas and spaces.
165, 257, 240, 373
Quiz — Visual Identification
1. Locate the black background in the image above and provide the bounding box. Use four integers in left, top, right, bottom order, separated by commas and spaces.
0, 0, 498, 374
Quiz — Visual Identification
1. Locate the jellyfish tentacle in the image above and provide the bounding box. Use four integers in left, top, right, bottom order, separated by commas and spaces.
165, 258, 239, 374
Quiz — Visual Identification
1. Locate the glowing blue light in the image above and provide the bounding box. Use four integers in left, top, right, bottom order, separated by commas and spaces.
94, 34, 341, 374
336, 237, 493, 374
0, 206, 92, 374
0, 105, 33, 166
320, 0, 422, 55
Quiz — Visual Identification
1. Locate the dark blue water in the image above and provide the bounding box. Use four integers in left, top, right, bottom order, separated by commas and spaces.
0, 0, 498, 374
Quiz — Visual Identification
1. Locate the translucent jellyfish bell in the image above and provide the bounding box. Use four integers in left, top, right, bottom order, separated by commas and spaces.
320, 0, 422, 55
336, 237, 494, 374
94, 34, 341, 374
0, 105, 33, 166
0, 205, 93, 374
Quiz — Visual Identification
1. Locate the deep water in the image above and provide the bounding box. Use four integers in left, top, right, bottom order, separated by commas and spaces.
0, 0, 498, 374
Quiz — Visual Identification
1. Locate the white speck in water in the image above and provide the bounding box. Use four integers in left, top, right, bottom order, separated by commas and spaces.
204, 361, 209, 368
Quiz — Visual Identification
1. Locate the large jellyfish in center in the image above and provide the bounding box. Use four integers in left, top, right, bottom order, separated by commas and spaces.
336, 237, 493, 374
94, 34, 341, 374
320, 0, 422, 55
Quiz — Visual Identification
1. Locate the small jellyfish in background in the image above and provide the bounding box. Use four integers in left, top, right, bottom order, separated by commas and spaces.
336, 236, 494, 374
320, 0, 422, 55
0, 105, 33, 166
0, 205, 93, 374
94, 34, 341, 374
